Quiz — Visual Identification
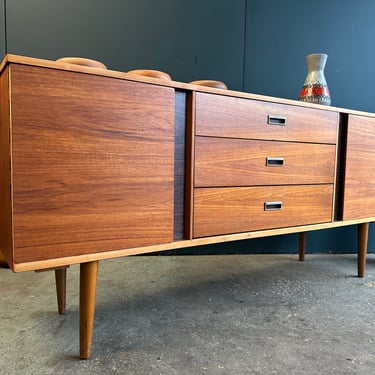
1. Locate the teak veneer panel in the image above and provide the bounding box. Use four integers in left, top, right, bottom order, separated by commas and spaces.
193, 185, 334, 238
343, 114, 375, 220
194, 136, 336, 187
8, 64, 175, 264
195, 92, 338, 144
0, 67, 13, 268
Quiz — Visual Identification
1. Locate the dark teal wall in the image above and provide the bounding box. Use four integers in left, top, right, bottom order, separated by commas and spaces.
5, 0, 245, 90
4, 0, 375, 110
245, 1, 375, 113
1, 0, 374, 254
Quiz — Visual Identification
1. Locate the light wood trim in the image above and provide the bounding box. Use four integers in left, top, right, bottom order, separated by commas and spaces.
127, 69, 171, 80
55, 57, 107, 70
13, 218, 375, 273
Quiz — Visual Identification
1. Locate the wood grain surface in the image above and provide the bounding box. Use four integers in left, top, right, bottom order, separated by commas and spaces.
195, 92, 338, 144
0, 67, 12, 268
10, 64, 175, 263
343, 114, 375, 220
193, 185, 334, 237
194, 136, 336, 187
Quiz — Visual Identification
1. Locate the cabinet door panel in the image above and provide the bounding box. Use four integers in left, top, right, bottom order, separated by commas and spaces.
195, 136, 336, 187
10, 64, 175, 263
343, 115, 375, 220
193, 185, 333, 238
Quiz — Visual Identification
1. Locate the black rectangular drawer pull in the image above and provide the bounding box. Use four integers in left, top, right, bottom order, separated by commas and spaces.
268, 115, 286, 126
266, 157, 284, 166
264, 201, 283, 211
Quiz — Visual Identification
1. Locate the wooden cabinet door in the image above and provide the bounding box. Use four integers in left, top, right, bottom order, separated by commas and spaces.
343, 114, 375, 220
9, 64, 175, 264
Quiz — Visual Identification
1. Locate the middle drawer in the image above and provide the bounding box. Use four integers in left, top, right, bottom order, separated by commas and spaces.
194, 136, 336, 187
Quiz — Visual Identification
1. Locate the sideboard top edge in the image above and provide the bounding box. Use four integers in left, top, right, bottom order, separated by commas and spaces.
1, 54, 374, 118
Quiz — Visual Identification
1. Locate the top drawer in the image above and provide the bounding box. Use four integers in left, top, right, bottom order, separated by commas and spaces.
195, 92, 338, 144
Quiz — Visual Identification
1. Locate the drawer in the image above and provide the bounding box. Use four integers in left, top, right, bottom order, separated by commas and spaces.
195, 92, 338, 144
195, 136, 336, 187
193, 185, 333, 238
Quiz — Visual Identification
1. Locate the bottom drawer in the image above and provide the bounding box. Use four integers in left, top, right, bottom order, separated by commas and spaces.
193, 185, 333, 238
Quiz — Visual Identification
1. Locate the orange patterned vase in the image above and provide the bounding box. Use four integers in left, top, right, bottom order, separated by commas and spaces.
299, 53, 331, 106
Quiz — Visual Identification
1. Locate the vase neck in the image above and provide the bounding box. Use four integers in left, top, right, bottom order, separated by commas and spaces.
306, 53, 327, 71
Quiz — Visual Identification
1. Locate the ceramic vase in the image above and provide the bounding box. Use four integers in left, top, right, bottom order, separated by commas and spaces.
298, 53, 331, 106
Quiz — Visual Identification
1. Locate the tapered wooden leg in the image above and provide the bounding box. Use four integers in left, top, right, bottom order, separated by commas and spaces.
358, 222, 369, 278
298, 232, 306, 262
80, 261, 99, 360
0, 250, 9, 268
55, 268, 67, 315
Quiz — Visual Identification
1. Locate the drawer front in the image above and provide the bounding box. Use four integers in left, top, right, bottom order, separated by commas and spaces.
193, 185, 333, 238
195, 136, 336, 187
195, 92, 338, 144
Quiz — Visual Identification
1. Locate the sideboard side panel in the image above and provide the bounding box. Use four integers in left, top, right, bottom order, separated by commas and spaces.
0, 66, 13, 267
343, 114, 375, 220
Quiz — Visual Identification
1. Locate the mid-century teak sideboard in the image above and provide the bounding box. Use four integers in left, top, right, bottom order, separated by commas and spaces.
0, 54, 374, 359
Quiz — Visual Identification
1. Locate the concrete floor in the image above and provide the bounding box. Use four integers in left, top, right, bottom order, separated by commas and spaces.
1, 254, 375, 375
